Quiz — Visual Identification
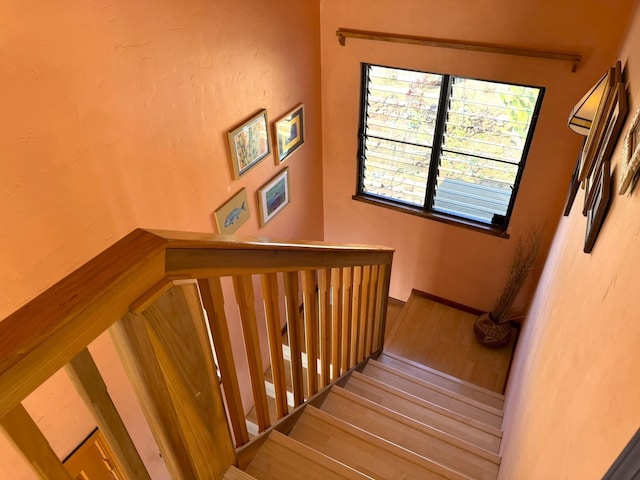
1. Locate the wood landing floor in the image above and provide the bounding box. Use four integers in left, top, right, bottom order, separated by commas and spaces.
384, 291, 516, 394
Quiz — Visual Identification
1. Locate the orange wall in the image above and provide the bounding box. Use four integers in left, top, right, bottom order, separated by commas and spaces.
0, 0, 322, 477
319, 0, 634, 312
500, 2, 640, 478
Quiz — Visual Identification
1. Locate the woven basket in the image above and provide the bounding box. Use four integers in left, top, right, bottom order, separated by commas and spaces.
473, 312, 512, 348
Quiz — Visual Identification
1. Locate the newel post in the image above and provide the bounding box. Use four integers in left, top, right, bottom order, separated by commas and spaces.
111, 283, 235, 480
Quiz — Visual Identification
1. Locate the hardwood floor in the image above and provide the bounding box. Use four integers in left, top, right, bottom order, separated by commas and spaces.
384, 292, 515, 394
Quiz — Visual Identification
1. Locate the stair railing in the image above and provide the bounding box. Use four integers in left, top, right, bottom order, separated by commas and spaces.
0, 229, 393, 479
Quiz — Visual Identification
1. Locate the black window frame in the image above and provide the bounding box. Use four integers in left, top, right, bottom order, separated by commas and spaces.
355, 63, 545, 235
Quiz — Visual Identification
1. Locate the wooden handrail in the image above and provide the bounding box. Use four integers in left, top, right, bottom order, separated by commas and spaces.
336, 28, 582, 72
0, 228, 394, 479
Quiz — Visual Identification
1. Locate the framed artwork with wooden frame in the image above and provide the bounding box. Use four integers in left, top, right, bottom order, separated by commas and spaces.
227, 110, 271, 179
619, 107, 640, 194
257, 168, 290, 226
579, 62, 621, 183
213, 188, 250, 234
584, 159, 612, 253
273, 104, 305, 163
582, 82, 628, 215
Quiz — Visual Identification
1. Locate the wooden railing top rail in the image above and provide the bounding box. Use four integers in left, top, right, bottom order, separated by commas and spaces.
0, 228, 394, 420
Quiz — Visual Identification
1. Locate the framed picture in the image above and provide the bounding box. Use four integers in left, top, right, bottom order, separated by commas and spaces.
579, 62, 621, 183
582, 82, 627, 214
213, 188, 250, 234
584, 160, 612, 253
619, 107, 640, 194
563, 141, 584, 216
228, 110, 270, 179
258, 168, 290, 226
273, 104, 305, 163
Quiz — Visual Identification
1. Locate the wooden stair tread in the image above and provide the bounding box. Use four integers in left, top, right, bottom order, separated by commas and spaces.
224, 466, 258, 479
321, 387, 499, 480
379, 352, 504, 409
363, 360, 503, 429
290, 405, 470, 480
246, 430, 371, 480
344, 371, 502, 454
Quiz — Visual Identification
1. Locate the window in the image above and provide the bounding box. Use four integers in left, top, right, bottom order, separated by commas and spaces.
357, 64, 544, 231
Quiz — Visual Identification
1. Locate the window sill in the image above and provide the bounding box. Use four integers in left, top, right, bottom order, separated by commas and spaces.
352, 194, 510, 239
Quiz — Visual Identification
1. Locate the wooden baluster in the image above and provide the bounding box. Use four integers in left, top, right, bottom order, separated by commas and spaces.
301, 270, 319, 396
1, 404, 75, 479
233, 275, 270, 432
349, 266, 362, 369
317, 269, 331, 387
66, 348, 151, 479
283, 272, 304, 405
373, 263, 392, 354
197, 278, 249, 447
365, 265, 380, 357
260, 273, 288, 419
330, 268, 342, 380
112, 283, 235, 480
340, 267, 353, 374
358, 265, 371, 363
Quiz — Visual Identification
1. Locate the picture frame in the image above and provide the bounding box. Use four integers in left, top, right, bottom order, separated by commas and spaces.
227, 110, 270, 179
213, 188, 250, 234
274, 104, 305, 163
258, 168, 290, 226
584, 160, 612, 253
582, 82, 627, 215
619, 106, 640, 194
563, 141, 584, 216
579, 62, 621, 183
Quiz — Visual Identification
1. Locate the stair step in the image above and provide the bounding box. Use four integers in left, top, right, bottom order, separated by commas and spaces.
321, 387, 499, 480
344, 371, 502, 454
363, 360, 503, 429
246, 430, 371, 480
289, 405, 470, 480
379, 352, 504, 409
224, 466, 258, 479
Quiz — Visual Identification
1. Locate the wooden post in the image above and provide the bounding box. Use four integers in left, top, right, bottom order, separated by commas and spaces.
111, 284, 235, 480
349, 266, 362, 369
317, 269, 331, 387
233, 275, 270, 432
261, 273, 288, 419
358, 266, 370, 362
283, 272, 304, 405
301, 270, 319, 396
373, 263, 393, 353
197, 277, 250, 447
330, 268, 342, 380
1, 404, 75, 479
340, 267, 353, 374
66, 348, 151, 479
365, 265, 380, 357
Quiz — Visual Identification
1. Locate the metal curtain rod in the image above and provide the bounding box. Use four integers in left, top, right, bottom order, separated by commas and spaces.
336, 28, 581, 72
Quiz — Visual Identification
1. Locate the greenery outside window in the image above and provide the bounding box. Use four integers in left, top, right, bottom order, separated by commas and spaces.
357, 64, 544, 232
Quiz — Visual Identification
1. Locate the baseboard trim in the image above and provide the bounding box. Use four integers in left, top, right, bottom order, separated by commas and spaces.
410, 288, 484, 316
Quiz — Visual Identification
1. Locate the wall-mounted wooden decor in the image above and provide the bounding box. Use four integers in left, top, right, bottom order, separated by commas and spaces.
619, 107, 640, 194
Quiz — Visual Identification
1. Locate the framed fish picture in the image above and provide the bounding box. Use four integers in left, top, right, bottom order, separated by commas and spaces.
214, 188, 250, 234
258, 168, 290, 227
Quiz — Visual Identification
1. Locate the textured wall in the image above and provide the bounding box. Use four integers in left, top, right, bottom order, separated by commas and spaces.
319, 0, 634, 311
0, 1, 322, 477
499, 2, 640, 478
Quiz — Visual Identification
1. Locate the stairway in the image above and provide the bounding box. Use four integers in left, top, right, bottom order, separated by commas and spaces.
226, 350, 504, 479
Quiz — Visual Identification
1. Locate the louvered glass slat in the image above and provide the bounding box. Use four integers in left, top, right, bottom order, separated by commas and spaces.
365, 66, 443, 147
362, 137, 430, 206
